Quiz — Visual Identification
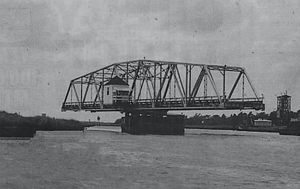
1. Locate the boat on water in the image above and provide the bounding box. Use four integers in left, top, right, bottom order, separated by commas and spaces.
237, 119, 278, 132
238, 125, 279, 132
278, 121, 300, 136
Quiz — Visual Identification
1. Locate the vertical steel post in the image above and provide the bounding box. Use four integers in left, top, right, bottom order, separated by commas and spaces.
242, 72, 245, 103
134, 80, 136, 101
70, 84, 73, 103
153, 62, 156, 105
204, 75, 207, 99
185, 65, 188, 105
80, 78, 83, 104
174, 75, 176, 98
159, 64, 162, 100
137, 79, 144, 100
102, 69, 104, 106
126, 62, 129, 83
189, 65, 191, 99
223, 65, 226, 104
146, 79, 148, 99
90, 83, 93, 101
72, 84, 81, 109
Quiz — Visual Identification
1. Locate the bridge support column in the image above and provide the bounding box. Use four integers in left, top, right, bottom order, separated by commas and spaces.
121, 110, 185, 135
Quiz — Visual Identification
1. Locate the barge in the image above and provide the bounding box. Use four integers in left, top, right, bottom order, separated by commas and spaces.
278, 121, 300, 136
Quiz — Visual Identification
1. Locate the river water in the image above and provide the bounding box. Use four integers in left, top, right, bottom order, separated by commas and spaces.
1, 128, 300, 189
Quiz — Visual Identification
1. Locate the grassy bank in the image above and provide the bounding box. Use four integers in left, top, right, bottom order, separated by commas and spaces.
0, 111, 96, 131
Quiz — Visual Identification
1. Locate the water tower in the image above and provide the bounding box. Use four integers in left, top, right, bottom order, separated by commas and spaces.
277, 93, 291, 125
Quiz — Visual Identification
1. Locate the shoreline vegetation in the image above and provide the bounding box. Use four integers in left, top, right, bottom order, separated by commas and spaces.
185, 110, 300, 128
0, 111, 107, 135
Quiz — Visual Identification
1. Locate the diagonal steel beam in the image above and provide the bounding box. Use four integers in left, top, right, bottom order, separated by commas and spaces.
129, 61, 141, 97
204, 65, 221, 102
111, 65, 117, 78
190, 68, 206, 99
173, 69, 185, 105
82, 74, 93, 103
228, 72, 242, 100
175, 65, 186, 98
145, 65, 155, 90
163, 64, 175, 100
137, 77, 145, 100
156, 64, 170, 100
92, 75, 103, 108
72, 83, 81, 109
145, 79, 153, 101
243, 69, 259, 99
62, 82, 72, 106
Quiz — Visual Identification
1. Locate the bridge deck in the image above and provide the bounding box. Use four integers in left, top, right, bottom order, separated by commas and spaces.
62, 97, 264, 112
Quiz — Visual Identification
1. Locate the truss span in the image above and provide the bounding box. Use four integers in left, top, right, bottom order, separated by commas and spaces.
62, 60, 264, 112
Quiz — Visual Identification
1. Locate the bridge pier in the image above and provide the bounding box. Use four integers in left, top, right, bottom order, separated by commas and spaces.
121, 111, 185, 135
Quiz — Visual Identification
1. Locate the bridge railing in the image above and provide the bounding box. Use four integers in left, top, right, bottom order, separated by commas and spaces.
112, 96, 131, 103
62, 96, 264, 111
228, 97, 264, 102
131, 96, 264, 103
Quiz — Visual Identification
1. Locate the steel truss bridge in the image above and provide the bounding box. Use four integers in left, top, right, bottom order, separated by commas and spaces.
62, 60, 264, 112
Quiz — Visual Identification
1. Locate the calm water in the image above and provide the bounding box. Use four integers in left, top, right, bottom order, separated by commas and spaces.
1, 128, 300, 189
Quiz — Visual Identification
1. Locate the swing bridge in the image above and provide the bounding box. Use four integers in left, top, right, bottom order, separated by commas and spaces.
61, 59, 264, 113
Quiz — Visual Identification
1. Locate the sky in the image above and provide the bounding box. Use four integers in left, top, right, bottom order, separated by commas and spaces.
0, 0, 300, 122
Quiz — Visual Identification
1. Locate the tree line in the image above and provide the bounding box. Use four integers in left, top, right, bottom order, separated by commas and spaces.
185, 110, 300, 127
0, 111, 95, 131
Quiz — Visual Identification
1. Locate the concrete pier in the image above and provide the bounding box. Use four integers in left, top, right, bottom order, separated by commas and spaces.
121, 111, 185, 135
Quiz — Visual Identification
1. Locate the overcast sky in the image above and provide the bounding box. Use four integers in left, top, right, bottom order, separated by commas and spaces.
0, 0, 300, 121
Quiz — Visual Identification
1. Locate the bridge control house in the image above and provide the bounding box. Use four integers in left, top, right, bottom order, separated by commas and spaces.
103, 76, 130, 105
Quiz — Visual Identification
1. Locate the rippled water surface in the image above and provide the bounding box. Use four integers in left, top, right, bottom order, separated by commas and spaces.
1, 128, 300, 189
